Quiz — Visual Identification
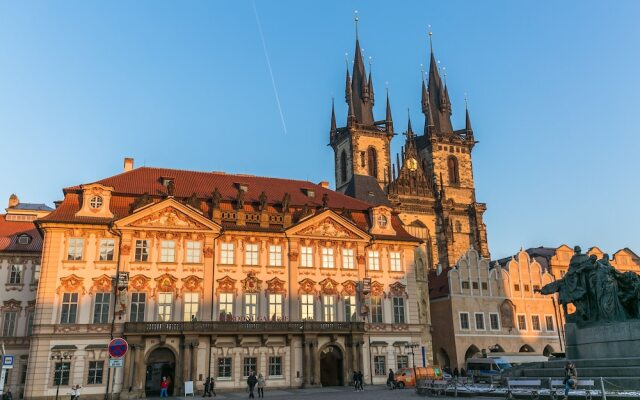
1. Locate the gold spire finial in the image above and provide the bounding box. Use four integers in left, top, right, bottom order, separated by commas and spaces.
428, 24, 433, 52
354, 10, 359, 39
464, 92, 468, 109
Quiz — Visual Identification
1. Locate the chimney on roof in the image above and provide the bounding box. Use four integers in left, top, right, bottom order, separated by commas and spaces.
124, 157, 134, 172
8, 194, 19, 208
319, 181, 330, 189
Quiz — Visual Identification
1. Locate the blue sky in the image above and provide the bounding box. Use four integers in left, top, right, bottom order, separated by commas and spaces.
1, 1, 639, 259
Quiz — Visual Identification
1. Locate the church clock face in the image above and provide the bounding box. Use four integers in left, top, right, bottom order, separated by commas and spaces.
407, 158, 418, 172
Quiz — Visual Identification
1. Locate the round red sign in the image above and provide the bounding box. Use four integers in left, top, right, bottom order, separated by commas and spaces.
108, 338, 128, 358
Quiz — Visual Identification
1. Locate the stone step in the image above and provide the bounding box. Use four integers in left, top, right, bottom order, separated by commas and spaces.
520, 366, 640, 378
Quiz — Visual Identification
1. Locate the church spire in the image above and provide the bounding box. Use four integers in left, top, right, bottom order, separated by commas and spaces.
330, 97, 337, 134
423, 28, 453, 134
347, 13, 375, 126
465, 97, 473, 136
385, 88, 393, 133
407, 110, 414, 139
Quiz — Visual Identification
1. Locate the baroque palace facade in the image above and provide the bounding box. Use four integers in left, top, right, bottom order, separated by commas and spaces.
25, 162, 430, 399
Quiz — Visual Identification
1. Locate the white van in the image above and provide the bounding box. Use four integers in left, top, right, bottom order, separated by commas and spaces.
465, 357, 512, 383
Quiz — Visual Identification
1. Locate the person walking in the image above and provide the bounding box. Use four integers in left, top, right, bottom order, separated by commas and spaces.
211, 377, 217, 397
257, 373, 266, 398
563, 362, 578, 400
387, 369, 395, 390
247, 371, 258, 399
352, 371, 359, 392
203, 377, 211, 397
357, 371, 364, 391
159, 376, 169, 398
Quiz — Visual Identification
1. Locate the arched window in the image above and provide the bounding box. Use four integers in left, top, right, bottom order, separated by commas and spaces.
447, 156, 459, 184
367, 147, 378, 178
340, 150, 348, 183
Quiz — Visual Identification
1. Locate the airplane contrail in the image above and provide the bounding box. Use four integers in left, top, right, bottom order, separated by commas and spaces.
252, 0, 288, 135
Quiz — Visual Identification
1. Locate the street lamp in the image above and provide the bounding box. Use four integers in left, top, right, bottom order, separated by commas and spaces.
404, 342, 420, 382
50, 352, 73, 400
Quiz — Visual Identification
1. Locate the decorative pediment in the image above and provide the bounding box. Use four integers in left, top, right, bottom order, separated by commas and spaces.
341, 280, 357, 296
266, 277, 286, 297
370, 281, 385, 298
154, 274, 178, 293
1, 299, 22, 311
115, 198, 221, 232
90, 275, 113, 294
57, 275, 85, 295
129, 275, 152, 293
130, 206, 208, 229
298, 278, 317, 295
389, 281, 408, 298
217, 276, 237, 294
319, 278, 339, 295
241, 272, 262, 293
182, 275, 204, 293
287, 210, 370, 241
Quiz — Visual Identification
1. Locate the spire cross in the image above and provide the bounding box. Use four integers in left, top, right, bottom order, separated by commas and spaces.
345, 53, 349, 69
442, 66, 447, 86
354, 10, 359, 39
428, 25, 433, 52
464, 92, 468, 110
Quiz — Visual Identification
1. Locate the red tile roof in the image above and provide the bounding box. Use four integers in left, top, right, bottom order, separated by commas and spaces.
0, 215, 43, 253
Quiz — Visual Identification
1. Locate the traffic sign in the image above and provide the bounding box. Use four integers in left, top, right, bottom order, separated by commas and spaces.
109, 358, 124, 368
2, 355, 14, 369
108, 338, 128, 358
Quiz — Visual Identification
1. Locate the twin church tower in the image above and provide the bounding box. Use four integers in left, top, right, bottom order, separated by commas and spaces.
329, 21, 490, 269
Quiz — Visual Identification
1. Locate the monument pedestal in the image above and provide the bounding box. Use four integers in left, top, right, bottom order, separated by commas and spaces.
566, 320, 640, 359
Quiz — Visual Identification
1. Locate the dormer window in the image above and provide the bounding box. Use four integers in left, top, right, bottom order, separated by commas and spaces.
377, 215, 388, 228
234, 183, 248, 193
17, 234, 31, 245
89, 196, 103, 209
303, 189, 315, 198
161, 177, 174, 187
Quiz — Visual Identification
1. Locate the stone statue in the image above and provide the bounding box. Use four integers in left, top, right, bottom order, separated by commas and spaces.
236, 188, 245, 210
322, 193, 329, 208
281, 192, 290, 213
211, 188, 222, 209
259, 191, 268, 212
166, 180, 175, 197
186, 192, 199, 209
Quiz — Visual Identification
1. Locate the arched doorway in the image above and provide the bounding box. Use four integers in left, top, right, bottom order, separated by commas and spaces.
320, 345, 344, 386
519, 344, 535, 353
435, 348, 451, 368
543, 345, 555, 357
145, 347, 176, 396
464, 345, 480, 361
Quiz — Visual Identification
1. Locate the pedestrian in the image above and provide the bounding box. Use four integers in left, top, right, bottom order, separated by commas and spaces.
247, 371, 258, 399
356, 371, 363, 391
352, 371, 358, 392
3, 390, 12, 400
257, 373, 266, 398
211, 377, 217, 397
453, 367, 459, 378
160, 376, 169, 398
70, 384, 81, 400
203, 377, 211, 397
563, 362, 578, 400
387, 369, 395, 389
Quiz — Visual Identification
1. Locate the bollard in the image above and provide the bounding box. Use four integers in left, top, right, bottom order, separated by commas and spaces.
454, 377, 458, 397
599, 377, 607, 400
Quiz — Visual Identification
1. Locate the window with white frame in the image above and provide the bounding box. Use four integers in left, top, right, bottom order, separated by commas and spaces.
370, 296, 383, 323
67, 238, 84, 261
459, 312, 470, 330
300, 246, 313, 268
158, 293, 173, 321
99, 239, 115, 261
269, 294, 283, 320
531, 315, 541, 331
342, 248, 354, 269
244, 293, 258, 320
517, 314, 527, 331
323, 296, 335, 322
60, 293, 79, 324
489, 313, 500, 330
217, 357, 232, 378
26, 311, 34, 336
368, 251, 380, 270
32, 263, 41, 284
322, 248, 335, 268
344, 295, 356, 321
396, 355, 409, 369
545, 315, 555, 332
130, 292, 146, 322
269, 245, 282, 266
301, 294, 314, 320
160, 240, 175, 262
374, 356, 386, 375
219, 293, 234, 316
2, 311, 17, 336
220, 242, 234, 265
134, 240, 149, 262
9, 265, 23, 284
183, 292, 199, 321
475, 313, 485, 330
93, 292, 111, 324
393, 297, 406, 324
268, 356, 282, 377
245, 243, 259, 265
53, 362, 71, 385
185, 241, 201, 263
390, 251, 402, 272
87, 361, 104, 384
243, 357, 257, 377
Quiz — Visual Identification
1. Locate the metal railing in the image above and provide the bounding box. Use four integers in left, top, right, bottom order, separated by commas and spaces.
124, 320, 365, 334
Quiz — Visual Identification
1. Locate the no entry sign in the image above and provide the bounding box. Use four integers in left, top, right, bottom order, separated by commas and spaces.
108, 338, 128, 358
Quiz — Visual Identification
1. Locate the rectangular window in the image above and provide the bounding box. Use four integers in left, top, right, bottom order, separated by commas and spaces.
393, 297, 406, 324
301, 294, 314, 320
243, 357, 257, 378
269, 294, 283, 320
67, 238, 84, 261
217, 357, 232, 378
368, 251, 380, 271
472, 282, 479, 290
533, 284, 540, 292
344, 295, 356, 321
475, 313, 485, 330
268, 356, 282, 377
158, 293, 173, 321
60, 293, 79, 324
390, 252, 402, 272
342, 249, 354, 269
524, 284, 530, 292
245, 244, 259, 266
244, 293, 258, 321
323, 296, 335, 322
134, 240, 149, 262
482, 282, 488, 290
99, 239, 115, 261
459, 312, 470, 330
545, 315, 555, 332
130, 293, 146, 322
269, 245, 282, 266
396, 355, 409, 369
93, 292, 111, 324
53, 362, 71, 385
517, 314, 527, 331
531, 315, 541, 331
26, 311, 34, 336
185, 241, 201, 263
220, 243, 234, 265
300, 246, 313, 268
374, 356, 386, 376
322, 248, 334, 268
219, 293, 234, 317
20, 364, 27, 384
183, 292, 199, 321
87, 361, 104, 385
9, 265, 23, 284
514, 284, 520, 292
370, 296, 383, 323
2, 312, 17, 336
462, 281, 470, 289
160, 240, 175, 262
32, 264, 41, 284
489, 313, 500, 330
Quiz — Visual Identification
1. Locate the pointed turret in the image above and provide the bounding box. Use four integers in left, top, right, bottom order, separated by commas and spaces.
385, 90, 393, 133
407, 113, 414, 139
422, 38, 453, 135
465, 106, 473, 136
368, 69, 374, 106
330, 98, 337, 134
346, 18, 375, 126
344, 67, 351, 103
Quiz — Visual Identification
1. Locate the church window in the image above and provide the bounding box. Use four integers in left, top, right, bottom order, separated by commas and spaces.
447, 156, 459, 184
367, 147, 378, 177
340, 150, 348, 183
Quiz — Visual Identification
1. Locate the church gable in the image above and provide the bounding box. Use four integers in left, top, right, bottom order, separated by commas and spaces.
115, 198, 220, 232
286, 210, 370, 241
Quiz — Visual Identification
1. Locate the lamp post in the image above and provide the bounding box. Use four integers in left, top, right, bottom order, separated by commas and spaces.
404, 342, 419, 382
51, 352, 73, 400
